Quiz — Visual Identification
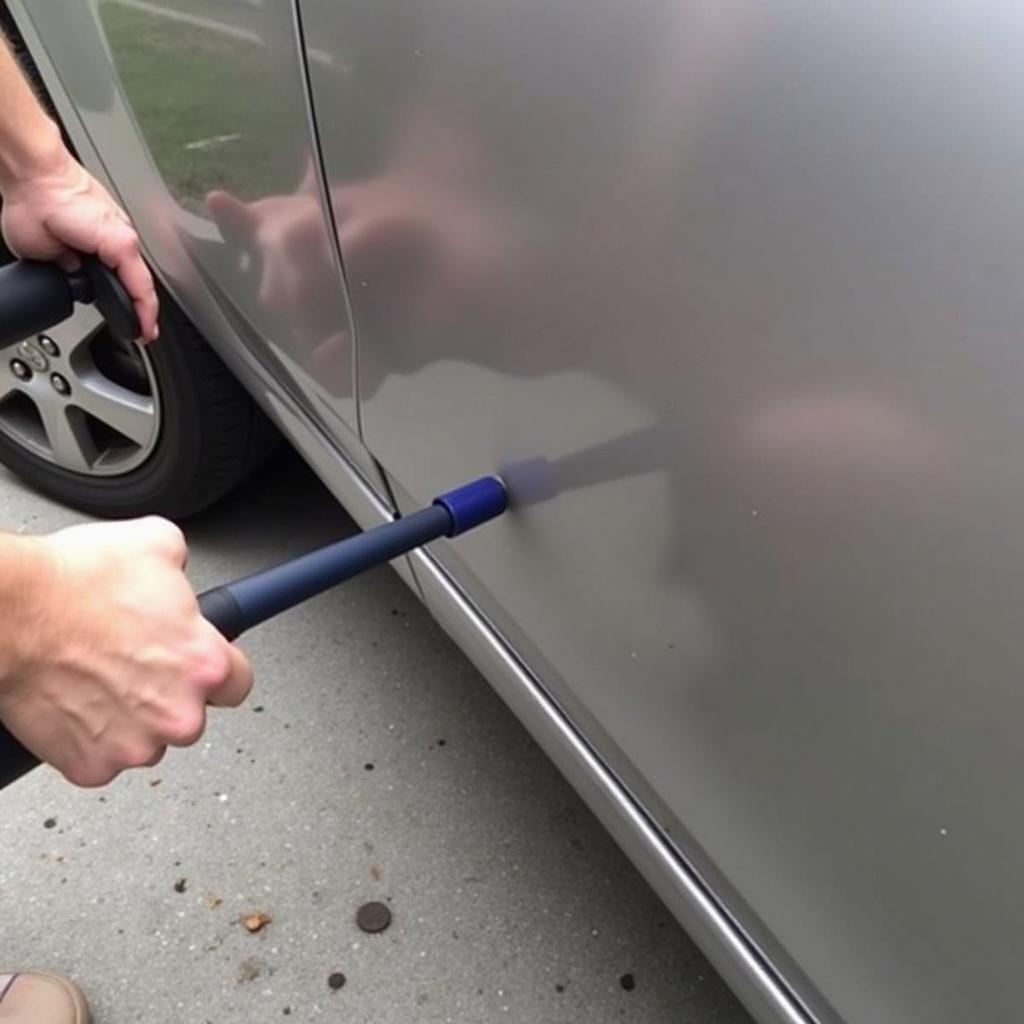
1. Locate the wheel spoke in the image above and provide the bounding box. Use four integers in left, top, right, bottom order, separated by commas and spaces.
53, 305, 105, 355
71, 376, 156, 447
38, 404, 96, 472
0, 364, 20, 404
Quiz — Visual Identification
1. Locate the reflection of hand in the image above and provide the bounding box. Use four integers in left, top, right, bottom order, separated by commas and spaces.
207, 184, 334, 318
205, 166, 518, 395
207, 180, 353, 394
1, 149, 159, 342
207, 166, 511, 342
0, 518, 252, 787
329, 172, 508, 324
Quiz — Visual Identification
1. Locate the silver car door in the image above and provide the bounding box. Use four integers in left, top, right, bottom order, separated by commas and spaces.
301, 2, 1024, 1022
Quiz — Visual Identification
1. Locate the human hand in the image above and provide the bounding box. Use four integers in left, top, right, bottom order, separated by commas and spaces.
1, 148, 159, 342
0, 517, 251, 786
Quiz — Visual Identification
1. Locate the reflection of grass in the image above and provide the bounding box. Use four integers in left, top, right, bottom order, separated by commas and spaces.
99, 1, 292, 202
145, 0, 258, 23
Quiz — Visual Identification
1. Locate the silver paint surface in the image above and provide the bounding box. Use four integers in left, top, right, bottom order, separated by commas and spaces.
301, 2, 1024, 1021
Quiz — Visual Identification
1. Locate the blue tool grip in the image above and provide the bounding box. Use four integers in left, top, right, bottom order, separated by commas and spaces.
199, 503, 454, 641
433, 475, 508, 536
0, 476, 507, 787
199, 475, 507, 641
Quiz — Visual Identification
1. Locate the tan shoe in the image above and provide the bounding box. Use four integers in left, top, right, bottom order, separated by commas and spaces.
0, 973, 89, 1023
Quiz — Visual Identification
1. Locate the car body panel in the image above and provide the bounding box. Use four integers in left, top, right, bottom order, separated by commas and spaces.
300, 2, 1024, 1022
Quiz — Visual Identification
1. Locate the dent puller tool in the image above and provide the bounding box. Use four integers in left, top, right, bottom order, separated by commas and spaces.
197, 475, 507, 643
0, 475, 508, 787
0, 254, 508, 786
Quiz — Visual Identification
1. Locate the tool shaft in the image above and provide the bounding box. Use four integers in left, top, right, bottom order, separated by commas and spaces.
198, 504, 453, 641
0, 476, 506, 789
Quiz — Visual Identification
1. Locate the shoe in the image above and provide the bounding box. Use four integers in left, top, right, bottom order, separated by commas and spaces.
0, 973, 89, 1023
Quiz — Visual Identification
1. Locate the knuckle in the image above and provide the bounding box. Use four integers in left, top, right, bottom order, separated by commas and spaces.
113, 738, 159, 770
140, 516, 186, 559
195, 635, 233, 685
108, 217, 138, 247
202, 662, 233, 696
164, 705, 205, 747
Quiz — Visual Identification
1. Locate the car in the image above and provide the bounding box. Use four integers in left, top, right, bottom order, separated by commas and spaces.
3, 3, 1021, 1021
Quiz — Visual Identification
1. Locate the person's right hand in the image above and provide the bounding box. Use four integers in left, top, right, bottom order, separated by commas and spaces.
0, 517, 252, 786
0, 147, 160, 343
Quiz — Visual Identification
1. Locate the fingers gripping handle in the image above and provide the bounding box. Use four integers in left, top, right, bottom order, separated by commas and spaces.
0, 583, 253, 787
79, 257, 140, 345
0, 580, 266, 788
0, 565, 332, 786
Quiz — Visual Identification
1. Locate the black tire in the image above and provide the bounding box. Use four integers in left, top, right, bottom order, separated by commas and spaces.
0, 297, 280, 520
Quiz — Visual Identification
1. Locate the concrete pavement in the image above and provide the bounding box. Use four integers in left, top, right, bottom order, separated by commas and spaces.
0, 453, 753, 1024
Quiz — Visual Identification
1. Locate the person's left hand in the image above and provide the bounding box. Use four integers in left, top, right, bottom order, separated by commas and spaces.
1, 149, 159, 342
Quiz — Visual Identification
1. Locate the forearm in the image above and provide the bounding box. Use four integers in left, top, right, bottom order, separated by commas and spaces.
0, 39, 68, 194
0, 532, 47, 690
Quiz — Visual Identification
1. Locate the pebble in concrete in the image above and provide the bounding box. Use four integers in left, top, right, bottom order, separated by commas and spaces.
356, 901, 392, 934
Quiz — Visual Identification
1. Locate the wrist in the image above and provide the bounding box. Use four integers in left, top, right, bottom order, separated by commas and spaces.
0, 118, 73, 194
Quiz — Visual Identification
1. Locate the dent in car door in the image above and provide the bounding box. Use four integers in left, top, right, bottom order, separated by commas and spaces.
300, 2, 1024, 1022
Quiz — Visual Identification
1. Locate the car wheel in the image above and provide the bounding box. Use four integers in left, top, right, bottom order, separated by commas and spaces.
0, 293, 279, 520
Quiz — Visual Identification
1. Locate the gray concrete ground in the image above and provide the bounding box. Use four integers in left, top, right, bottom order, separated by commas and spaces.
0, 453, 752, 1024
